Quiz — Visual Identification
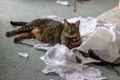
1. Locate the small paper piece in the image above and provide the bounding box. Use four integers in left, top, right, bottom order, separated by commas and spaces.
34, 43, 52, 50
56, 0, 69, 6
18, 52, 29, 58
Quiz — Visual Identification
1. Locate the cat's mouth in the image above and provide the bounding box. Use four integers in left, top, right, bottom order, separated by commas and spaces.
70, 37, 79, 42
64, 35, 80, 42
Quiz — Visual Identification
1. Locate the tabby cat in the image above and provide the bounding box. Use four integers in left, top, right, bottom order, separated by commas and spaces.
6, 18, 82, 49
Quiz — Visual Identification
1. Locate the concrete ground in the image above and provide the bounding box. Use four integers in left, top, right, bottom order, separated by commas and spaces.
0, 0, 120, 80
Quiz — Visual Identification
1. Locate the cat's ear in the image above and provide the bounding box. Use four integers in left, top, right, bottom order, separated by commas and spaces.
64, 19, 69, 27
75, 20, 80, 28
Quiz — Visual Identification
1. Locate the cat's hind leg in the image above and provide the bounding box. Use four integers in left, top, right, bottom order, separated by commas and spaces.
14, 33, 35, 43
6, 25, 34, 37
31, 27, 42, 41
6, 30, 18, 37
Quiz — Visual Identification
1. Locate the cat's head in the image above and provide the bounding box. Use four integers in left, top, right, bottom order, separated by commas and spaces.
63, 19, 81, 42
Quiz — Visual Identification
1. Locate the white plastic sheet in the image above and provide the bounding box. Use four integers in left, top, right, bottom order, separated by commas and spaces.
77, 26, 120, 62
39, 44, 106, 80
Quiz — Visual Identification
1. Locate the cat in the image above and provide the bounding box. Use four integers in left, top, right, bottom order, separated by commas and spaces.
6, 18, 82, 49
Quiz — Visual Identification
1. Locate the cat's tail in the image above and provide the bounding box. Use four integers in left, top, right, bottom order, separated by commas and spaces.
10, 21, 28, 26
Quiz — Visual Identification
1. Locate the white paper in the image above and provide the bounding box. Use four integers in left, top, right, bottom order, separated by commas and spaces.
18, 52, 29, 58
56, 0, 69, 6
34, 43, 51, 50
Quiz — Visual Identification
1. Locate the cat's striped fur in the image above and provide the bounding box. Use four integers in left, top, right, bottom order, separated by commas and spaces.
6, 18, 82, 49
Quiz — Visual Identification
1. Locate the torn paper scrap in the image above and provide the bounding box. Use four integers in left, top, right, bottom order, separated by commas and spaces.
56, 0, 69, 6
34, 43, 52, 51
18, 52, 29, 58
